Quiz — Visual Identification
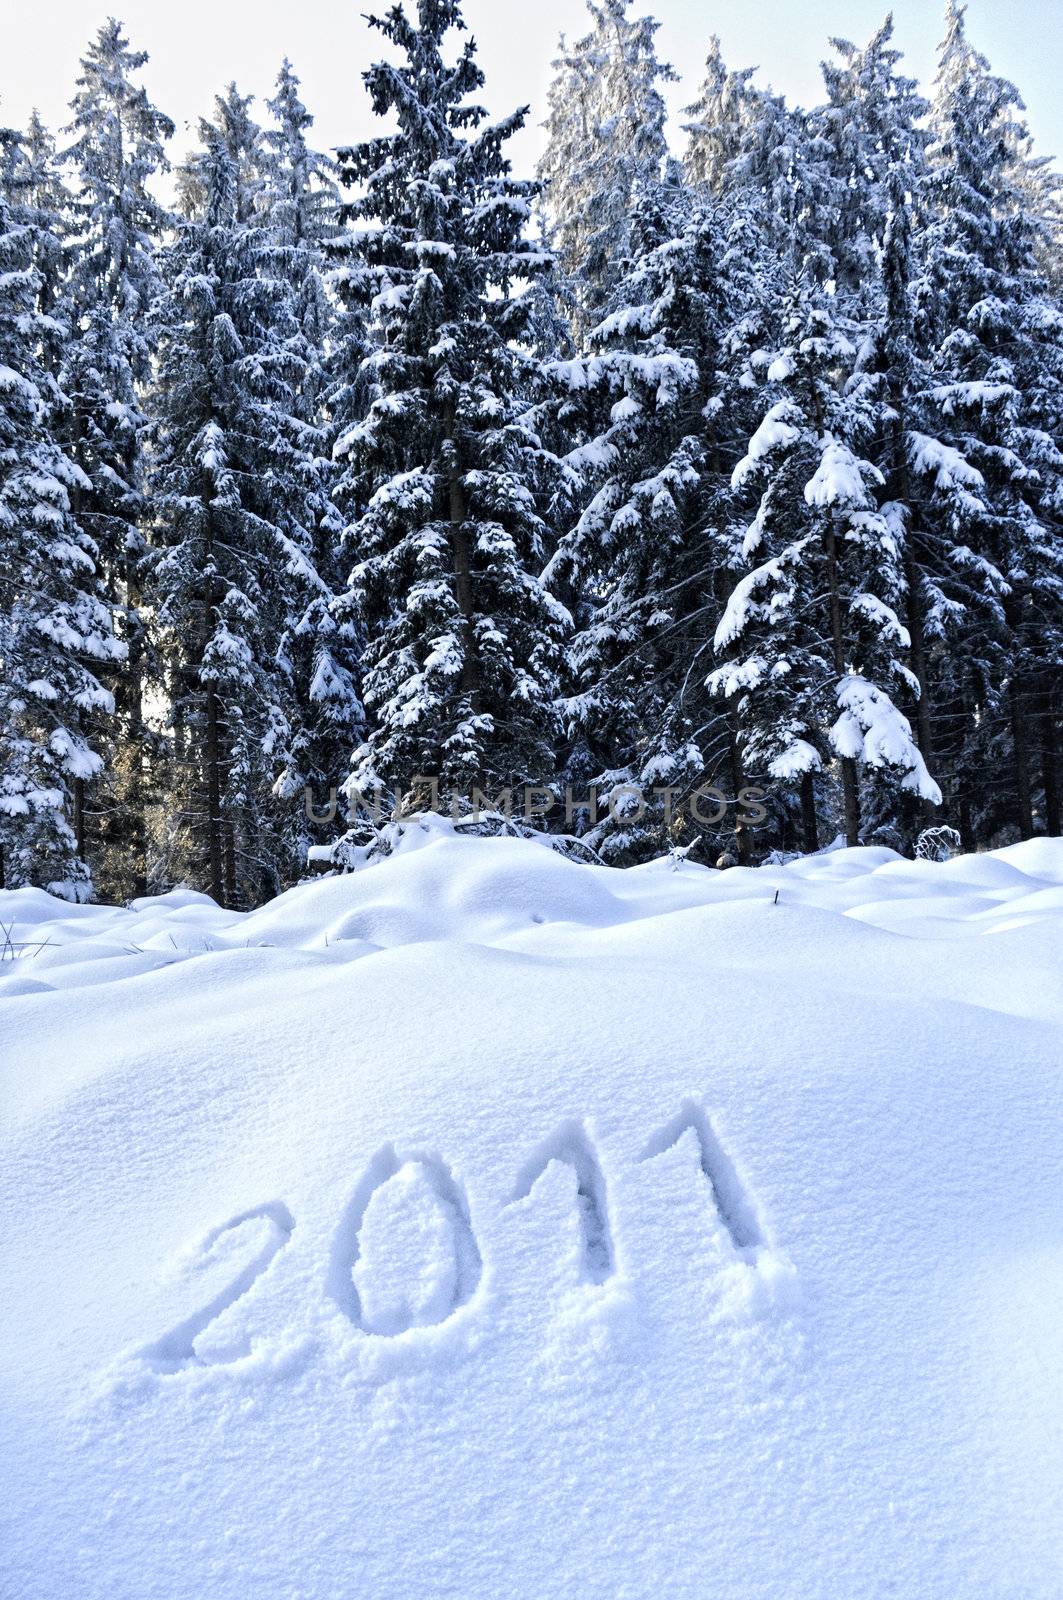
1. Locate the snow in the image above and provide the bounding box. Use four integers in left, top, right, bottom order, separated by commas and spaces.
908, 431, 985, 493
0, 362, 39, 401
730, 399, 802, 490
804, 438, 879, 509
929, 380, 1017, 414
769, 738, 822, 778
712, 551, 793, 651
850, 590, 911, 646
2, 821, 1062, 1598
831, 674, 943, 803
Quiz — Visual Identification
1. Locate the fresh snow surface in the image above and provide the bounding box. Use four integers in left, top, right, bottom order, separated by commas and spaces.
2, 818, 1062, 1600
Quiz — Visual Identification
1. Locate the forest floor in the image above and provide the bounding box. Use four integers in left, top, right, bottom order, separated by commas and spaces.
2, 821, 1062, 1599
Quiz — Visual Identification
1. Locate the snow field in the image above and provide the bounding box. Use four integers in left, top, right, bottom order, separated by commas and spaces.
1, 822, 1062, 1598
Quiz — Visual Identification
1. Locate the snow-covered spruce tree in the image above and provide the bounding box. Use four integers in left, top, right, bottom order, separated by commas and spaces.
538, 0, 675, 344
60, 19, 173, 897
543, 179, 765, 863
816, 20, 929, 297
683, 37, 756, 198
332, 0, 568, 812
916, 0, 1063, 841
682, 35, 794, 211
0, 128, 123, 898
150, 91, 328, 905
711, 266, 941, 851
14, 112, 73, 369
684, 34, 803, 276
1009, 123, 1063, 296
810, 19, 955, 847
260, 61, 365, 867
262, 60, 337, 453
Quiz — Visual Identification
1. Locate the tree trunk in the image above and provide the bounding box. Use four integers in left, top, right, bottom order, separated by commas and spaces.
827, 522, 861, 848
889, 406, 936, 824
73, 777, 86, 860
201, 473, 226, 905
800, 771, 819, 855
125, 560, 148, 900
1003, 591, 1035, 839
904, 551, 934, 757
224, 816, 237, 910
903, 546, 937, 827
946, 685, 976, 852
443, 413, 482, 717
69, 411, 92, 875
205, 682, 225, 906
728, 721, 752, 865
1039, 682, 1061, 838
1008, 674, 1035, 840
839, 752, 861, 850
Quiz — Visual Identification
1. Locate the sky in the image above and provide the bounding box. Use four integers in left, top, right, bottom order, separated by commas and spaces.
2, 0, 1060, 176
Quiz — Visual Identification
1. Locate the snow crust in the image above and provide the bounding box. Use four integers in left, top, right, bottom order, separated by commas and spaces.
2, 820, 1062, 1598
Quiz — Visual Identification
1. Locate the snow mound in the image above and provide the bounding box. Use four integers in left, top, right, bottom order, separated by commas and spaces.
2, 829, 1062, 1599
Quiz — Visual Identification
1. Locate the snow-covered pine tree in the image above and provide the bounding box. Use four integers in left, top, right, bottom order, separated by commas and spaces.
0, 127, 123, 897
150, 89, 326, 904
61, 19, 173, 896
333, 0, 568, 812
538, 0, 675, 343
917, 0, 1063, 841
711, 263, 941, 851
260, 61, 365, 868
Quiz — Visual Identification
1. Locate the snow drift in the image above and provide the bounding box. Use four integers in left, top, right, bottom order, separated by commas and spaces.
2, 821, 1062, 1599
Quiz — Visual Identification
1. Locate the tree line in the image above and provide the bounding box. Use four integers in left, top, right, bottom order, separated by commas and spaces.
1, 0, 1060, 906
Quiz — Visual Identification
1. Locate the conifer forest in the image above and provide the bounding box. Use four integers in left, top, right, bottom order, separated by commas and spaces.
3, 0, 1061, 908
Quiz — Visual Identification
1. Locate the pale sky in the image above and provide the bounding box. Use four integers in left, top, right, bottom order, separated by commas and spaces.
3, 0, 1059, 175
